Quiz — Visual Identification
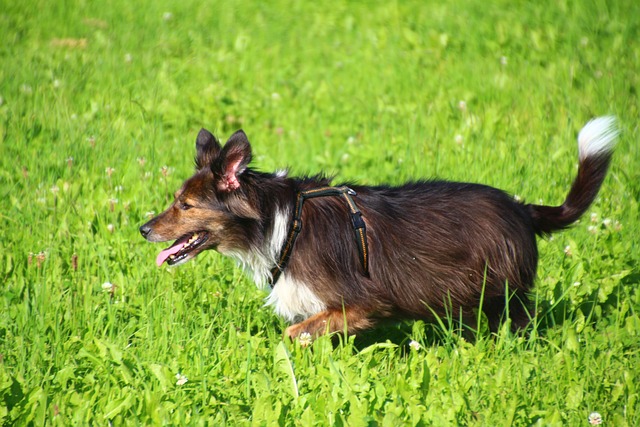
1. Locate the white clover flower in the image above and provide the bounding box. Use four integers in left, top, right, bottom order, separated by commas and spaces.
588, 412, 602, 425
107, 224, 115, 233
500, 56, 508, 66
298, 332, 313, 347
458, 100, 467, 111
175, 373, 188, 386
124, 53, 133, 63
564, 245, 572, 257
102, 282, 114, 292
454, 134, 463, 145
590, 212, 598, 223
163, 12, 173, 21
602, 218, 611, 227
513, 194, 522, 202
409, 340, 421, 351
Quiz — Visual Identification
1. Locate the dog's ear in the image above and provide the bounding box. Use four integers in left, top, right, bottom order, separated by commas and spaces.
195, 128, 222, 169
214, 130, 252, 192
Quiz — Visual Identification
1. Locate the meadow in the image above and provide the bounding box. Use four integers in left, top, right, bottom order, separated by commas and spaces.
1, 0, 639, 425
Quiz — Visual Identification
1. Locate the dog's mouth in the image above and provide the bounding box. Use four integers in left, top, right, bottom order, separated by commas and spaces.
156, 232, 209, 266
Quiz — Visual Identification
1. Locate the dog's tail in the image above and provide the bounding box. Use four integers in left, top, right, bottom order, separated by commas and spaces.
528, 116, 618, 235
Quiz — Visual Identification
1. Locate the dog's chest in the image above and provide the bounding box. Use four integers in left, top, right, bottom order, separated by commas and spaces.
264, 275, 326, 322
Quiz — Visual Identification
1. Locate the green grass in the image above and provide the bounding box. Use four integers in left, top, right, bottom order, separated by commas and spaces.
1, 0, 639, 425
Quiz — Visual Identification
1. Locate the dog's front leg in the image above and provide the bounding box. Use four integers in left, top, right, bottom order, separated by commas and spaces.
285, 306, 374, 339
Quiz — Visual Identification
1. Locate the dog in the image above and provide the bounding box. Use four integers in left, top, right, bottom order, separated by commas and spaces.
140, 117, 617, 339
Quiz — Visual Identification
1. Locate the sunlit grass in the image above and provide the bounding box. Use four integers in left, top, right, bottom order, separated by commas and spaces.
1, 0, 639, 425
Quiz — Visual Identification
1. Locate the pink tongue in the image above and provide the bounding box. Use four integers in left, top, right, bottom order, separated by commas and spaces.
156, 236, 190, 266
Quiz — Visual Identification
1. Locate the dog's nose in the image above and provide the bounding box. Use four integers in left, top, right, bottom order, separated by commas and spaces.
139, 224, 151, 238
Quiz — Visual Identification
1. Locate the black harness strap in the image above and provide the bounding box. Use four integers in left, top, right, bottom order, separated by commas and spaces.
269, 186, 369, 287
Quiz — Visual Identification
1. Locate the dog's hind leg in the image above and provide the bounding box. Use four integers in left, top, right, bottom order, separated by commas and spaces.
483, 291, 532, 333
507, 291, 533, 332
285, 306, 374, 339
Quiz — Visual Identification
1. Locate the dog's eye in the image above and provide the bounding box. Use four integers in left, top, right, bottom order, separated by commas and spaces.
179, 202, 193, 211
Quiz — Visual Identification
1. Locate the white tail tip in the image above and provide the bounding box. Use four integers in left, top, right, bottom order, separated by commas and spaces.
578, 116, 618, 160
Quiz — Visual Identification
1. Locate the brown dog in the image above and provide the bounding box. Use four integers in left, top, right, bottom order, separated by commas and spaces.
140, 117, 617, 339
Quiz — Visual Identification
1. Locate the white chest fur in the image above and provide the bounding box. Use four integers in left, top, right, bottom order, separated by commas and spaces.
264, 275, 326, 322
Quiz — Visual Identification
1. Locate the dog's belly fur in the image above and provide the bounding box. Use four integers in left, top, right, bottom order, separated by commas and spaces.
264, 275, 326, 322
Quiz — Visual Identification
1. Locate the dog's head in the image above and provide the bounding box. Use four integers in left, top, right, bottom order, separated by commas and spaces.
140, 128, 263, 266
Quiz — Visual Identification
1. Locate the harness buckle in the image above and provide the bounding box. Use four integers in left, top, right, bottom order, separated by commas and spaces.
351, 211, 365, 229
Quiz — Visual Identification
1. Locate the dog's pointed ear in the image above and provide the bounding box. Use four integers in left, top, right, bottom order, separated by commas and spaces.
195, 128, 222, 169
214, 130, 252, 192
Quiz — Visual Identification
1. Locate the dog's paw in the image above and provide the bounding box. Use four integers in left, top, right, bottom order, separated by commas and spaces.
285, 324, 307, 340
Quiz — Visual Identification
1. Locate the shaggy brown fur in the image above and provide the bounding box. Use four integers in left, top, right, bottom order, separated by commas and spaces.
140, 118, 617, 338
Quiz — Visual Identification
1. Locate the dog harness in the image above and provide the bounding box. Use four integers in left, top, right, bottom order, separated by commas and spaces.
269, 186, 369, 287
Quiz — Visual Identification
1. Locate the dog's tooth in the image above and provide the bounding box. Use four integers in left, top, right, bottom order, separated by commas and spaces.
169, 255, 175, 259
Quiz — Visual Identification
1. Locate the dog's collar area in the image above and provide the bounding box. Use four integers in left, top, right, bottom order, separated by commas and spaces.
269, 186, 369, 287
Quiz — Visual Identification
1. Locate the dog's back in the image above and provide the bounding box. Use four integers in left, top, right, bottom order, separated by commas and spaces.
281, 181, 537, 331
